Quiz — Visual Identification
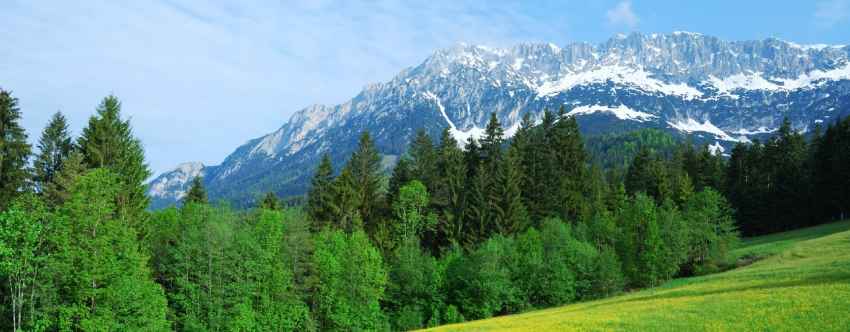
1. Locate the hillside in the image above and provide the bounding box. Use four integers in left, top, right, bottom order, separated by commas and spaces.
426, 220, 850, 331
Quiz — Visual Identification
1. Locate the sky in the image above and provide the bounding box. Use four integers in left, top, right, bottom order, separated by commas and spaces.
2, 0, 849, 175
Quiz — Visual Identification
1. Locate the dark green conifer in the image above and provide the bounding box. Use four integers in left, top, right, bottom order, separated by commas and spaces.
0, 89, 32, 210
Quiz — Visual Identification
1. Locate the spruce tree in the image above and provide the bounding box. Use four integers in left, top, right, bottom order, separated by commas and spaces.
344, 131, 383, 230
258, 191, 281, 210
77, 95, 151, 228
549, 109, 588, 220
33, 112, 74, 193
0, 89, 32, 210
479, 112, 504, 168
43, 151, 87, 206
307, 154, 335, 228
463, 164, 489, 244
387, 157, 413, 206
408, 129, 437, 190
434, 128, 467, 245
183, 176, 207, 205
329, 168, 362, 232
493, 146, 530, 235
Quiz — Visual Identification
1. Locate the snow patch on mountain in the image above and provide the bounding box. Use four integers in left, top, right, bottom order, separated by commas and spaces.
730, 127, 778, 135
667, 118, 739, 142
535, 65, 703, 100
708, 141, 725, 155
706, 62, 850, 93
566, 105, 657, 122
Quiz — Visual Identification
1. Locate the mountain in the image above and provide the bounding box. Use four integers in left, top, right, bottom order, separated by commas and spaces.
148, 31, 850, 209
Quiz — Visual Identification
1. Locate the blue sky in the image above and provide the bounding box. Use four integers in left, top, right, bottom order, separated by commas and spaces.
2, 0, 849, 175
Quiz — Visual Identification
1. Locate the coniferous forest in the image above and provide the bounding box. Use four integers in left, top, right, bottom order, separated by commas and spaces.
2, 88, 850, 331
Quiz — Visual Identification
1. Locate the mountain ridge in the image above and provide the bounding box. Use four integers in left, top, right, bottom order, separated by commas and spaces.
148, 31, 850, 208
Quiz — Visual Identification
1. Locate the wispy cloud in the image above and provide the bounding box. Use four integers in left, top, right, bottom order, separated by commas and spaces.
814, 0, 850, 28
0, 1, 566, 174
606, 1, 639, 29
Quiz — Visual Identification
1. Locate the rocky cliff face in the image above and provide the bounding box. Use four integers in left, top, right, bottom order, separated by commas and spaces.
148, 32, 850, 208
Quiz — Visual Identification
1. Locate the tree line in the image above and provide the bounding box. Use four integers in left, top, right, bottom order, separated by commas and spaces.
1, 86, 848, 331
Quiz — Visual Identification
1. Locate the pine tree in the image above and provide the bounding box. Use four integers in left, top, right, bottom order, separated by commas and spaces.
408, 129, 437, 191
464, 164, 489, 245
77, 95, 151, 229
549, 109, 588, 220
258, 191, 281, 210
434, 128, 467, 245
764, 118, 810, 231
33, 112, 73, 193
307, 154, 336, 228
330, 168, 362, 232
387, 157, 413, 206
479, 112, 504, 169
0, 89, 32, 210
43, 151, 87, 206
493, 146, 530, 235
344, 131, 383, 230
183, 176, 207, 205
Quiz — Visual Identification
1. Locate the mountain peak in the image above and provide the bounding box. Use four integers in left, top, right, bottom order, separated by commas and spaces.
147, 31, 850, 208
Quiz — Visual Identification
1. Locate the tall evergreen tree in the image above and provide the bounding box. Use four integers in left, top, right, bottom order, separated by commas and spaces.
813, 116, 850, 222
307, 154, 335, 228
0, 89, 31, 210
492, 147, 530, 235
408, 129, 437, 191
76, 96, 151, 230
479, 112, 504, 169
548, 109, 588, 220
434, 128, 467, 246
387, 157, 413, 206
183, 176, 207, 205
344, 131, 384, 230
329, 168, 362, 232
764, 118, 810, 231
33, 112, 73, 193
43, 151, 87, 206
258, 191, 282, 210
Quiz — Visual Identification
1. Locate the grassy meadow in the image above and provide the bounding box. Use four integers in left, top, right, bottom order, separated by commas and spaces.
426, 220, 850, 331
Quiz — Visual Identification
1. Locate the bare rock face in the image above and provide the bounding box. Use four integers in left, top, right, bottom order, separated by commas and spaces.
148, 32, 850, 208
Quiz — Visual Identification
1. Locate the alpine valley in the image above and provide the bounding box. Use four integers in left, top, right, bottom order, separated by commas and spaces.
148, 32, 850, 208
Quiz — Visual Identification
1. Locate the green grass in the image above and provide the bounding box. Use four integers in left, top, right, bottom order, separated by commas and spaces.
426, 221, 850, 331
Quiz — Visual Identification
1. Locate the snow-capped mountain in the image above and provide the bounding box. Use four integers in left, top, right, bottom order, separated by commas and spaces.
148, 32, 850, 208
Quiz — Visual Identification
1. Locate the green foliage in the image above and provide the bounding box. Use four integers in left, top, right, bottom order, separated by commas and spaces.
312, 229, 388, 331
0, 89, 32, 210
344, 131, 384, 230
444, 236, 516, 320
585, 128, 679, 170
392, 180, 436, 241
77, 95, 151, 235
0, 194, 50, 331
386, 237, 444, 331
307, 154, 335, 229
433, 127, 467, 246
182, 176, 207, 205
148, 204, 311, 331
52, 169, 169, 331
258, 191, 282, 210
33, 112, 74, 193
616, 193, 669, 288
682, 189, 739, 274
